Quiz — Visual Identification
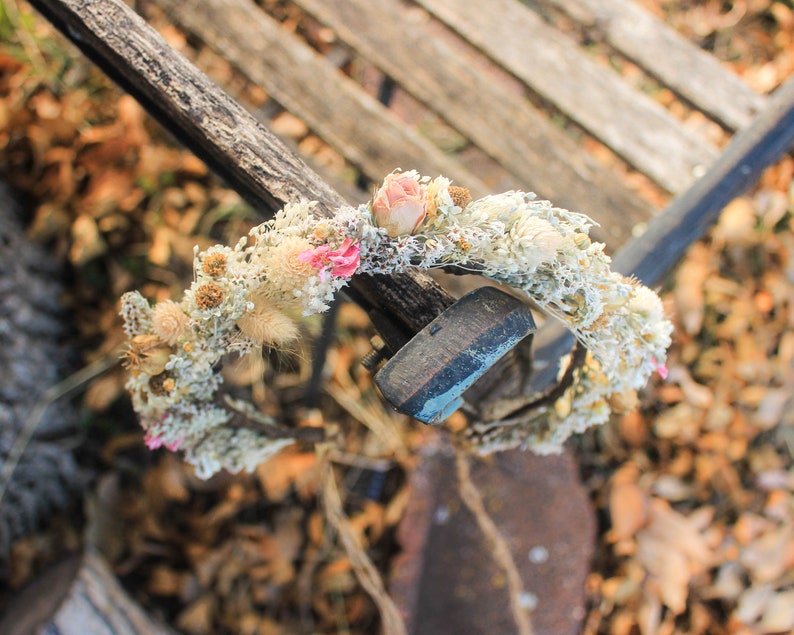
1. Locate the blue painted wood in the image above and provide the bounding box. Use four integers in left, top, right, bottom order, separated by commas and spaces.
375, 287, 536, 424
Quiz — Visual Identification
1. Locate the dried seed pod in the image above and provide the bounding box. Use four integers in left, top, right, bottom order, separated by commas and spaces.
236, 295, 299, 346
124, 334, 172, 375
148, 371, 176, 395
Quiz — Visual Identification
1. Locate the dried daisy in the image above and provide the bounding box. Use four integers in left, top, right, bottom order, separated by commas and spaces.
202, 251, 227, 276
448, 185, 472, 210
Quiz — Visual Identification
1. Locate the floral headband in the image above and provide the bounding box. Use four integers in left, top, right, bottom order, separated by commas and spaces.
121, 170, 672, 478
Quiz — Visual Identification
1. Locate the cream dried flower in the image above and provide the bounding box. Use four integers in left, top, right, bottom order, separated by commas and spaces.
256, 236, 316, 302
627, 284, 665, 321
151, 299, 188, 345
236, 294, 299, 346
508, 216, 564, 270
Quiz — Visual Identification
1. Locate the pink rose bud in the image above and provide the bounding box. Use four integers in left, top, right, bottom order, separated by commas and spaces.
371, 173, 428, 237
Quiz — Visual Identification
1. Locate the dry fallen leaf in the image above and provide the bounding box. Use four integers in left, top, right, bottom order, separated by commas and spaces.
256, 448, 319, 502
759, 589, 794, 632
673, 242, 711, 335
635, 499, 712, 614
607, 464, 649, 544
739, 525, 794, 583
70, 213, 107, 265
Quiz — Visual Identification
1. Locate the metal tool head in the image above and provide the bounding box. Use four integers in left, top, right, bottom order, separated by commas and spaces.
373, 286, 536, 425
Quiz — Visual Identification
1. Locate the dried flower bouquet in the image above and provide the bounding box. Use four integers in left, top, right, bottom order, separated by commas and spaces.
121, 171, 672, 478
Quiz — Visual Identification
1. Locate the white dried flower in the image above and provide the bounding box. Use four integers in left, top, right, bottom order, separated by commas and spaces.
507, 216, 564, 270
120, 291, 152, 337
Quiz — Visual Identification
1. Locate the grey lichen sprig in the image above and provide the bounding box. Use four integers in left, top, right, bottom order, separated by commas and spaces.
121, 169, 672, 478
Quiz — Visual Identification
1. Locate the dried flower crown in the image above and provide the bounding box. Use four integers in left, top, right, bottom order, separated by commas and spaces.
121, 170, 672, 478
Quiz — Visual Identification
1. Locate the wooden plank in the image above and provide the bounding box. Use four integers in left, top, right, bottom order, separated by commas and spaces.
28, 0, 455, 337
542, 0, 767, 131
375, 287, 535, 424
152, 0, 491, 198
293, 0, 655, 247
416, 0, 717, 194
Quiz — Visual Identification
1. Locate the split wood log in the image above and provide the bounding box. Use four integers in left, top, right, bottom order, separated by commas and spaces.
525, 75, 794, 395
416, 0, 717, 194
544, 0, 766, 131
0, 549, 175, 635
152, 0, 490, 198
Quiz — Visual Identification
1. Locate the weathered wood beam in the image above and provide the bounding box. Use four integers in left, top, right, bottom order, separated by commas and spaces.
613, 74, 794, 286
0, 550, 175, 635
28, 0, 455, 334
294, 0, 655, 246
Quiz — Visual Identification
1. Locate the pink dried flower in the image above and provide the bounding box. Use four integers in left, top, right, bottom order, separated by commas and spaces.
144, 431, 182, 452
326, 238, 360, 277
372, 172, 428, 237
652, 356, 668, 380
299, 238, 360, 281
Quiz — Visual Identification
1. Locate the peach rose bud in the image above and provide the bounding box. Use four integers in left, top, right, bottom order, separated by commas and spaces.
371, 173, 428, 237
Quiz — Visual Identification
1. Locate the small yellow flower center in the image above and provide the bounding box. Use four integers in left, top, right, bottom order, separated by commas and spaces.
202, 252, 227, 276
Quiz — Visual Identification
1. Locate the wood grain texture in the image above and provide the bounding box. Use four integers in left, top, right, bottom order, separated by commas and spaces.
28, 0, 455, 337
543, 0, 767, 131
294, 0, 655, 247
0, 550, 175, 635
375, 288, 535, 423
153, 0, 490, 198
417, 0, 717, 193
